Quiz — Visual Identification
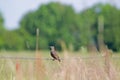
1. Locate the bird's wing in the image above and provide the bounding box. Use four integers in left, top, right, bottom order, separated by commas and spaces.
51, 51, 59, 59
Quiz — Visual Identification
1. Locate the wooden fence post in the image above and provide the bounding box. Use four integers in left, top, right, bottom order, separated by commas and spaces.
35, 28, 46, 80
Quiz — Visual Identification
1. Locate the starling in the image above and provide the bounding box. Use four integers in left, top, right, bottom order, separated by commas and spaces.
50, 46, 61, 62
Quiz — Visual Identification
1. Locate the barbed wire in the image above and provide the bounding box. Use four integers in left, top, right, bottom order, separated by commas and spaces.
0, 56, 119, 60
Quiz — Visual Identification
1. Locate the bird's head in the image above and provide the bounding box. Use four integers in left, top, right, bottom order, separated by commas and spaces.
50, 46, 55, 51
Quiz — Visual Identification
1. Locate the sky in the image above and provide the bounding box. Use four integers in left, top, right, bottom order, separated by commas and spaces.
0, 0, 120, 30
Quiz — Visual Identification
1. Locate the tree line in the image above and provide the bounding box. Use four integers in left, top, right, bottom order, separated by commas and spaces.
0, 2, 120, 52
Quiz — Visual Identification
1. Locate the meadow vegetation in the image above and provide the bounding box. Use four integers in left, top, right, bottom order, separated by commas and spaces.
0, 51, 120, 80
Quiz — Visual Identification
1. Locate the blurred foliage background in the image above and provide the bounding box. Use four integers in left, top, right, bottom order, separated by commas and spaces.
0, 2, 120, 52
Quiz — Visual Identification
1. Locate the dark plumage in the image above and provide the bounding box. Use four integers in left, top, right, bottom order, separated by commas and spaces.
50, 46, 61, 62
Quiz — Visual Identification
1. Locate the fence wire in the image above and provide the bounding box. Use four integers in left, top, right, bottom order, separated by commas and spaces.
0, 56, 120, 60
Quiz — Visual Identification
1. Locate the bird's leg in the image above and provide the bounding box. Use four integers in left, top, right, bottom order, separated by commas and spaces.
56, 58, 61, 62
52, 58, 55, 61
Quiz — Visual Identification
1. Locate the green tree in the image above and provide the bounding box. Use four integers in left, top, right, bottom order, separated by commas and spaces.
101, 4, 120, 51
86, 3, 120, 52
6, 3, 119, 52
0, 12, 25, 51
0, 12, 5, 49
20, 2, 80, 50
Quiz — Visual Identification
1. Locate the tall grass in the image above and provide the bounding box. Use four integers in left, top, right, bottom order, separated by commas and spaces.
0, 51, 120, 80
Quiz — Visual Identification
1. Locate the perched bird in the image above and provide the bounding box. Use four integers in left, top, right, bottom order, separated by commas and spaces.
50, 46, 61, 62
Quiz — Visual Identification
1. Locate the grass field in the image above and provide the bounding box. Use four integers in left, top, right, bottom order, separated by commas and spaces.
0, 50, 120, 80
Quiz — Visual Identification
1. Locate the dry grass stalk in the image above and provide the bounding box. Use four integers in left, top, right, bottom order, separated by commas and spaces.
35, 51, 46, 80
15, 59, 23, 80
103, 48, 118, 80
27, 61, 35, 80
49, 51, 119, 80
